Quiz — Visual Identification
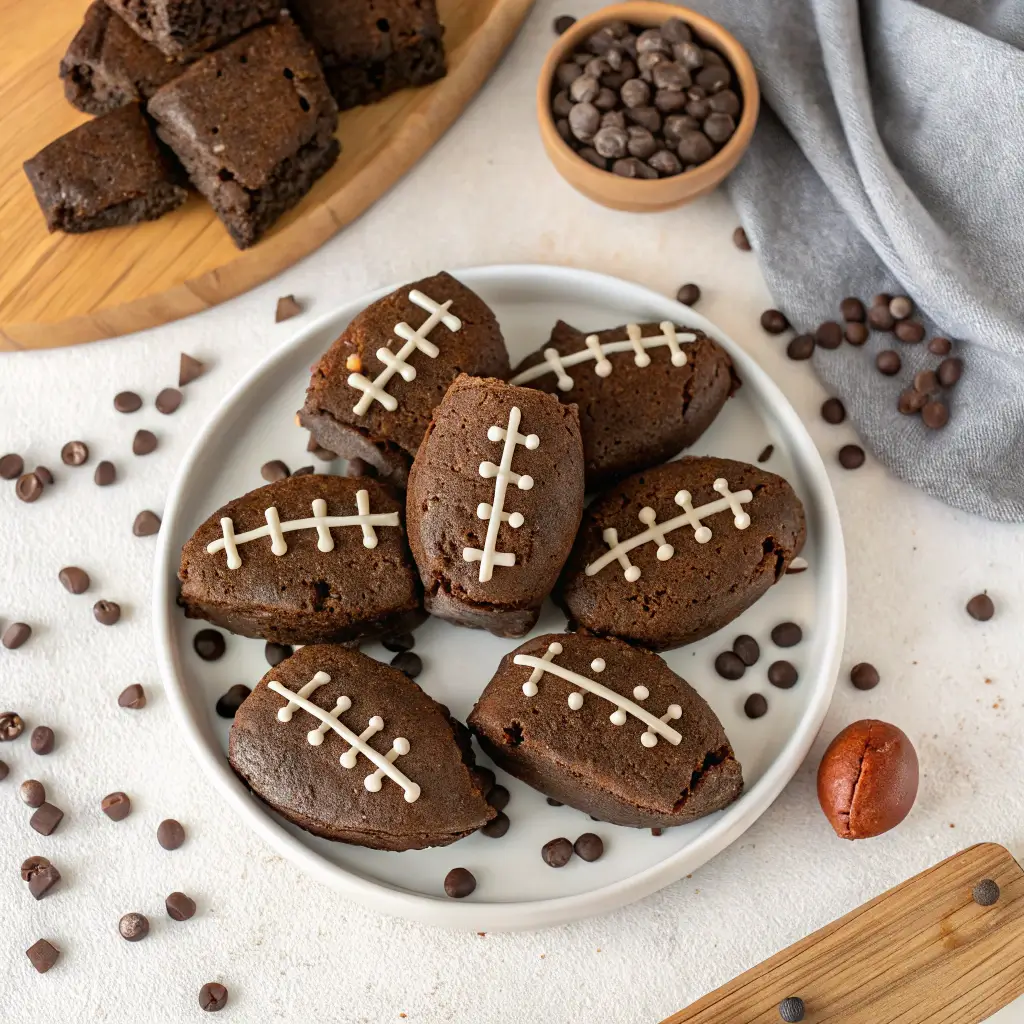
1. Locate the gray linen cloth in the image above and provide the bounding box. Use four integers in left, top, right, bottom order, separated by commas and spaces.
692, 0, 1024, 520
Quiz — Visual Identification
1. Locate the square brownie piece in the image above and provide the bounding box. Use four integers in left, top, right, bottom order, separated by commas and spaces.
102, 0, 280, 58
61, 1, 188, 115
23, 103, 187, 233
287, 0, 446, 110
147, 18, 339, 249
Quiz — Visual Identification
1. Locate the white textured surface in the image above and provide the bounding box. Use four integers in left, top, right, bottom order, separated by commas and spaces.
1, 1, 1022, 1019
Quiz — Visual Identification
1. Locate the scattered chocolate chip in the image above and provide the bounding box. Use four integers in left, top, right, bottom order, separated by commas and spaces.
291, 465, 315, 477
158, 818, 185, 850
216, 685, 251, 719
786, 334, 814, 360
676, 283, 700, 306
58, 566, 90, 595
913, 368, 938, 394
28, 863, 61, 900
876, 349, 901, 375
821, 397, 846, 424
0, 453, 24, 479
894, 320, 924, 344
651, 827, 663, 836
732, 226, 751, 250
928, 336, 952, 356
260, 459, 290, 482
868, 304, 895, 331
767, 661, 798, 689
444, 867, 476, 898
101, 791, 132, 821
166, 891, 197, 921
94, 461, 116, 486
16, 472, 44, 502
30, 802, 64, 836
132, 429, 157, 456
31, 726, 55, 755
744, 693, 768, 719
815, 321, 843, 350
838, 444, 865, 469
114, 391, 142, 413
554, 14, 575, 34
921, 400, 949, 430
714, 651, 746, 680
898, 388, 928, 415
0, 711, 26, 739
546, 797, 564, 806
541, 837, 574, 867
21, 780, 46, 807
850, 662, 880, 690
21, 855, 51, 881
26, 938, 60, 974
757, 444, 773, 463
937, 357, 963, 388
193, 629, 226, 661
275, 295, 302, 322
474, 767, 495, 795
972, 878, 1000, 906
574, 833, 604, 861
2, 622, 32, 649
771, 622, 802, 647
179, 353, 205, 387
61, 441, 89, 466
264, 641, 292, 667
34, 466, 54, 485
779, 996, 805, 1022
487, 785, 510, 812
733, 635, 760, 666
760, 309, 789, 334
155, 388, 182, 414
888, 296, 913, 320
842, 321, 867, 345
840, 297, 865, 322
390, 651, 422, 678
481, 812, 510, 838
133, 510, 161, 536
199, 982, 229, 1013
94, 600, 122, 626
0, 760, 8, 781
119, 912, 149, 942
118, 684, 146, 709
381, 633, 415, 653
966, 593, 994, 621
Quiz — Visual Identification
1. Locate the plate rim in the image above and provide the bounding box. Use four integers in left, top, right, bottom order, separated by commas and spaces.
153, 263, 846, 932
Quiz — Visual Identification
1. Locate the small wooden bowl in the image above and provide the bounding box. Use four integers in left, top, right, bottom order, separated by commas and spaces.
537, 2, 760, 212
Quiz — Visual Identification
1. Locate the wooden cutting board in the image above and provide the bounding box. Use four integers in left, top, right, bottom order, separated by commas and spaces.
0, 0, 534, 351
663, 843, 1024, 1024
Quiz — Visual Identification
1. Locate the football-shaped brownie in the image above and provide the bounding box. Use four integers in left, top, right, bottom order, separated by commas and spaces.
406, 374, 585, 637
299, 272, 510, 486
468, 633, 743, 828
509, 320, 738, 490
556, 456, 806, 650
229, 644, 496, 850
179, 473, 424, 645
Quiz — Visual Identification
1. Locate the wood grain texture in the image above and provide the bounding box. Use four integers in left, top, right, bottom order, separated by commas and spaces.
0, 0, 534, 351
663, 843, 1024, 1024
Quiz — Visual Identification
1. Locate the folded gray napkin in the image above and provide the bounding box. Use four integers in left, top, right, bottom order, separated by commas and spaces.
692, 0, 1024, 520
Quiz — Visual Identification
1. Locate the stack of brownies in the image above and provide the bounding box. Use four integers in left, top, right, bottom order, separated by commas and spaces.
23, 0, 447, 248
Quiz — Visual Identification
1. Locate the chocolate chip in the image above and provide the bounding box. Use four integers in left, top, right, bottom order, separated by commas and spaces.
928, 336, 952, 356
381, 633, 415, 653
481, 812, 510, 838
786, 335, 814, 360
166, 891, 197, 921
815, 321, 843, 350
733, 226, 751, 251
714, 651, 746, 680
757, 444, 773, 463
702, 112, 735, 143
921, 400, 949, 429
845, 322, 868, 345
568, 101, 600, 142
94, 461, 116, 486
264, 641, 292, 667
567, 833, 601, 863
216, 685, 251, 719
872, 293, 892, 308
771, 622, 802, 647
840, 297, 865, 322
868, 304, 895, 331
541, 837, 574, 867
114, 391, 142, 413
16, 472, 44, 502
571, 74, 601, 105
578, 145, 607, 170
966, 593, 994, 621
390, 651, 422, 678
888, 296, 913, 320
34, 466, 54, 486
733, 635, 760, 666
937, 357, 963, 388
94, 600, 122, 626
21, 855, 51, 881
767, 661, 798, 689
179, 353, 205, 387
132, 429, 157, 456
275, 295, 302, 322
61, 440, 89, 467
487, 785, 510, 812
291, 465, 315, 477
898, 388, 928, 415
972, 878, 1000, 906
821, 397, 846, 424
876, 350, 901, 375
546, 797, 563, 806
21, 780, 46, 807
913, 369, 938, 395
760, 309, 789, 334
675, 128, 713, 163
0, 760, 7, 781
0, 711, 25, 739
850, 662, 880, 690
155, 387, 182, 415
118, 683, 146, 709
31, 726, 55, 755
838, 444, 865, 469
101, 791, 132, 821
779, 996, 805, 1022
58, 566, 90, 594
612, 156, 657, 178
894, 320, 924, 344
473, 767, 495, 796
444, 867, 476, 898
676, 283, 701, 306
554, 14, 575, 34
0, 453, 24, 479
651, 827, 663, 836
28, 863, 61, 901
30, 802, 64, 836
2, 622, 32, 649
194, 629, 226, 661
133, 510, 161, 536
119, 912, 149, 942
158, 818, 185, 850
744, 693, 768, 719
26, 939, 60, 974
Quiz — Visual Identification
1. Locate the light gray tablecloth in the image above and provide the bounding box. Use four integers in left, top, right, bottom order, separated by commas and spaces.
695, 0, 1024, 521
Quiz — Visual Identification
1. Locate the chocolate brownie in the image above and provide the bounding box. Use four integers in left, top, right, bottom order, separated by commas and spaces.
509, 321, 739, 490
557, 457, 806, 651
287, 0, 446, 110
102, 0, 280, 58
229, 644, 495, 850
406, 375, 585, 637
299, 272, 510, 486
23, 103, 187, 233
61, 2, 187, 115
178, 473, 424, 644
469, 633, 743, 828
147, 18, 339, 249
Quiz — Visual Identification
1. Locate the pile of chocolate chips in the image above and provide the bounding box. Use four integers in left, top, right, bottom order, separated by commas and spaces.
550, 17, 741, 178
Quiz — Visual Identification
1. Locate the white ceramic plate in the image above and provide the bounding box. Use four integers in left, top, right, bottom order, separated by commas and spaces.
154, 265, 846, 932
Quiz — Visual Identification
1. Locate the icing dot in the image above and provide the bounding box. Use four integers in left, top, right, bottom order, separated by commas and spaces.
364, 775, 382, 792
369, 716, 384, 730
633, 685, 649, 700
525, 433, 540, 450
676, 490, 691, 505
404, 783, 421, 803
277, 708, 292, 722
517, 474, 534, 491
634, 352, 651, 368
695, 526, 712, 544
477, 502, 492, 520
567, 693, 584, 710
641, 732, 657, 748
307, 730, 325, 746
508, 512, 525, 528
638, 506, 657, 524
610, 709, 627, 726
625, 566, 642, 583
557, 378, 573, 392
523, 682, 538, 697
667, 704, 682, 720
656, 543, 674, 561
590, 658, 606, 673
713, 478, 728, 492
394, 737, 411, 755
735, 512, 751, 529
550, 642, 563, 655
363, 535, 378, 549
487, 425, 503, 442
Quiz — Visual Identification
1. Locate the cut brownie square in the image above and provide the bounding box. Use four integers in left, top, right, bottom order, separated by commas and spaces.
61, 1, 188, 115
147, 18, 339, 249
102, 0, 281, 58
23, 103, 187, 233
287, 0, 446, 110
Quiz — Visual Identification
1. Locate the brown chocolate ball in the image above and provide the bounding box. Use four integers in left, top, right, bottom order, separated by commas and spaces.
817, 720, 919, 840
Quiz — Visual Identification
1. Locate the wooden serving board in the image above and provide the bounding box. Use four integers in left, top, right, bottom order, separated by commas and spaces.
0, 0, 534, 351
664, 843, 1024, 1024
